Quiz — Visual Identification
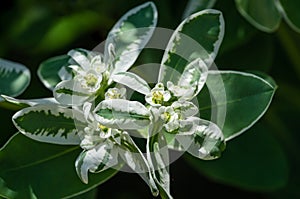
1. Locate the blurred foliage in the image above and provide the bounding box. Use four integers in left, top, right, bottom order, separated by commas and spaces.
0, 0, 299, 198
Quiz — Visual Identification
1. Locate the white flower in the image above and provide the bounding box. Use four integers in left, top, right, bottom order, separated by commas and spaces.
68, 52, 107, 93
105, 88, 126, 99
159, 106, 180, 133
145, 83, 171, 106
80, 102, 112, 149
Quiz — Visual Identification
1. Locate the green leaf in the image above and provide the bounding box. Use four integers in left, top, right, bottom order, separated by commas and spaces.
119, 131, 158, 196
0, 133, 119, 199
1, 95, 58, 110
198, 71, 277, 140
177, 58, 208, 99
182, 0, 217, 19
171, 118, 226, 160
186, 122, 289, 191
12, 105, 86, 145
94, 99, 150, 130
53, 80, 91, 106
159, 9, 224, 83
0, 58, 31, 99
147, 132, 172, 199
111, 72, 151, 95
75, 141, 118, 184
37, 54, 72, 90
235, 0, 281, 32
105, 2, 158, 76
277, 0, 300, 32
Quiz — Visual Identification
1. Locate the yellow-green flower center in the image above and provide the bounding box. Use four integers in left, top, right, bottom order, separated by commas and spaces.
163, 111, 171, 123
84, 73, 98, 88
152, 91, 164, 104
98, 124, 109, 133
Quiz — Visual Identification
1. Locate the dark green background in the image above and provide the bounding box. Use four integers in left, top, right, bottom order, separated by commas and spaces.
0, 0, 299, 198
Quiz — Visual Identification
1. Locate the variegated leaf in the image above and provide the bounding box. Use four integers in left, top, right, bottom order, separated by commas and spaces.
235, 0, 281, 33
105, 2, 158, 76
147, 132, 171, 198
111, 72, 151, 95
53, 79, 91, 106
178, 58, 208, 99
119, 131, 158, 196
172, 118, 226, 160
199, 70, 277, 140
94, 99, 150, 129
38, 54, 72, 90
1, 95, 58, 109
0, 58, 31, 99
182, 0, 217, 19
159, 9, 224, 83
12, 105, 86, 145
277, 0, 300, 33
75, 141, 118, 184
172, 101, 198, 118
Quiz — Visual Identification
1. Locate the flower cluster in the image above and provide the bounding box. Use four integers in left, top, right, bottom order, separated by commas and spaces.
9, 2, 228, 198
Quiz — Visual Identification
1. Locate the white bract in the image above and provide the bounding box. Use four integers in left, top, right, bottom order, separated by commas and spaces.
53, 2, 158, 106
145, 83, 171, 107
68, 50, 107, 93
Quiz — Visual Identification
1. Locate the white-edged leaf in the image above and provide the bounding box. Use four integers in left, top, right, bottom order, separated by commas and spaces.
68, 48, 95, 70
119, 131, 159, 196
111, 72, 151, 95
172, 101, 199, 118
105, 2, 158, 76
178, 58, 208, 99
37, 54, 72, 90
53, 79, 91, 106
94, 99, 150, 129
170, 118, 226, 160
147, 132, 171, 198
0, 58, 31, 98
276, 0, 300, 33
75, 141, 118, 184
159, 9, 224, 83
235, 0, 281, 32
1, 95, 58, 109
12, 105, 86, 145
182, 0, 217, 19
199, 70, 277, 140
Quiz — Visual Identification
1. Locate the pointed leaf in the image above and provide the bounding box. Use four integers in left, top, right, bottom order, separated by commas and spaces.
1, 95, 58, 110
0, 58, 30, 99
105, 2, 158, 75
182, 0, 217, 19
197, 71, 277, 140
147, 132, 171, 198
178, 58, 208, 99
94, 99, 150, 129
111, 72, 151, 95
75, 142, 118, 184
159, 9, 224, 83
37, 55, 72, 90
277, 0, 300, 32
235, 0, 281, 32
186, 122, 289, 191
0, 133, 118, 199
12, 105, 86, 145
54, 80, 91, 106
119, 131, 158, 196
175, 118, 226, 160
